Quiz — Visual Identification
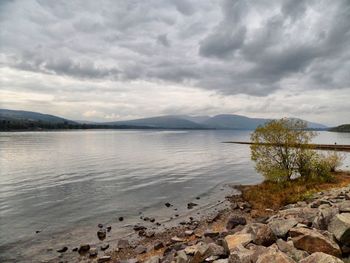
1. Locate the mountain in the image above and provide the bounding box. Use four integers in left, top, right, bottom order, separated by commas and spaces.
329, 124, 350, 132
104, 116, 204, 129
0, 109, 328, 131
286, 118, 328, 130
0, 109, 76, 124
172, 115, 211, 124
201, 114, 271, 130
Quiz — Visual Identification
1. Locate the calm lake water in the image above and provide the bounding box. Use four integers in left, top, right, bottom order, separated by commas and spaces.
0, 130, 349, 261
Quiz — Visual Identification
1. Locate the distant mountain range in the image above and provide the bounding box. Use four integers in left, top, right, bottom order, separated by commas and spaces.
0, 108, 329, 131
103, 114, 327, 130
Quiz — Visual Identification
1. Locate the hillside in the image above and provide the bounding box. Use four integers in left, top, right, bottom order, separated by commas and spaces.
104, 116, 205, 129
330, 124, 350, 132
0, 109, 76, 124
202, 114, 271, 130
0, 109, 328, 131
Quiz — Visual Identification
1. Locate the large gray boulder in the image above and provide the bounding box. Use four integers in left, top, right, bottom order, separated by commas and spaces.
313, 206, 339, 230
289, 227, 341, 257
276, 239, 309, 261
339, 201, 350, 213
243, 223, 276, 246
268, 218, 298, 238
269, 207, 318, 225
328, 213, 350, 245
299, 252, 344, 263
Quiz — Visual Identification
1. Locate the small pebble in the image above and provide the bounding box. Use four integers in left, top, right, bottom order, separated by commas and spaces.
57, 247, 68, 253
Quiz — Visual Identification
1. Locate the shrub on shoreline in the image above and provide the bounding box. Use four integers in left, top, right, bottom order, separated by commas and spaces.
250, 119, 344, 183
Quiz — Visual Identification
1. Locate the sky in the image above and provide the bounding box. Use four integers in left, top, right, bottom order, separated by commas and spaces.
0, 0, 349, 126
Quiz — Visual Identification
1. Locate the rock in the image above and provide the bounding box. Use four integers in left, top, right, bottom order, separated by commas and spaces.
89, 248, 98, 257
238, 201, 252, 210
35, 230, 41, 234
145, 256, 161, 263
121, 258, 139, 263
106, 226, 112, 232
117, 239, 130, 249
100, 244, 109, 251
150, 217, 155, 223
203, 229, 220, 238
185, 230, 194, 236
118, 216, 124, 221
243, 223, 276, 246
299, 252, 344, 263
224, 233, 252, 253
57, 246, 68, 253
256, 247, 296, 263
154, 241, 164, 250
206, 255, 220, 261
289, 227, 341, 257
313, 206, 339, 230
339, 201, 350, 212
171, 236, 184, 243
276, 239, 309, 261
226, 215, 247, 230
270, 207, 318, 225
97, 229, 106, 240
165, 202, 172, 207
213, 260, 228, 263
133, 225, 147, 231
187, 202, 198, 209
98, 223, 103, 228
176, 250, 188, 263
228, 244, 254, 263
72, 247, 78, 252
98, 256, 111, 263
255, 216, 269, 224
146, 231, 155, 238
135, 245, 147, 254
78, 244, 90, 254
189, 243, 210, 263
268, 218, 298, 238
328, 213, 350, 245
207, 243, 226, 257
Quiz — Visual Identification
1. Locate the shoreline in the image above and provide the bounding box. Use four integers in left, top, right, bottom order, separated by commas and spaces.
1, 184, 238, 263
31, 171, 350, 263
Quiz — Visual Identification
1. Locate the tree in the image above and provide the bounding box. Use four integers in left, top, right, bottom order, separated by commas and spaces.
250, 119, 317, 182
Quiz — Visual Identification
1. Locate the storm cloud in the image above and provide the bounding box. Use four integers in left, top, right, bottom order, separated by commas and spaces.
0, 0, 349, 125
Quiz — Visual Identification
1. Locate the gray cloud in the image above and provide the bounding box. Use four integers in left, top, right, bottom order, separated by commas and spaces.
157, 34, 170, 47
0, 0, 349, 125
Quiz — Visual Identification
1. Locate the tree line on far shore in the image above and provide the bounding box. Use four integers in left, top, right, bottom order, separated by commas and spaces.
0, 119, 153, 131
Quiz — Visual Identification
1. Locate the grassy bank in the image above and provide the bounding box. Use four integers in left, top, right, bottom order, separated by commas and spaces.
237, 171, 350, 217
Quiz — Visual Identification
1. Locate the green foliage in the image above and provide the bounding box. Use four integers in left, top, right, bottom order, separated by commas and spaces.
250, 119, 343, 183
250, 118, 317, 182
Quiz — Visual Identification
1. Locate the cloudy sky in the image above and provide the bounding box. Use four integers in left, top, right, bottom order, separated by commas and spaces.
0, 0, 349, 125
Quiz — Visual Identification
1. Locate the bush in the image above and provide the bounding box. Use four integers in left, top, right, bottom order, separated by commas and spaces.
250, 119, 343, 183
250, 118, 317, 182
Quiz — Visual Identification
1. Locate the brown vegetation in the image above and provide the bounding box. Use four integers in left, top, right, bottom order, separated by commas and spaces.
238, 171, 350, 217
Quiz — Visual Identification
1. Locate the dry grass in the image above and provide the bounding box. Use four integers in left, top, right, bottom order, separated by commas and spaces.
239, 171, 350, 217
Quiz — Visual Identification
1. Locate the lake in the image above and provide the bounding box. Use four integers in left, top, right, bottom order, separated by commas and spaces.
0, 130, 349, 261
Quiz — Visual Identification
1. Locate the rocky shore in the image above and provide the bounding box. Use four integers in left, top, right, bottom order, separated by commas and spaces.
52, 179, 350, 263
